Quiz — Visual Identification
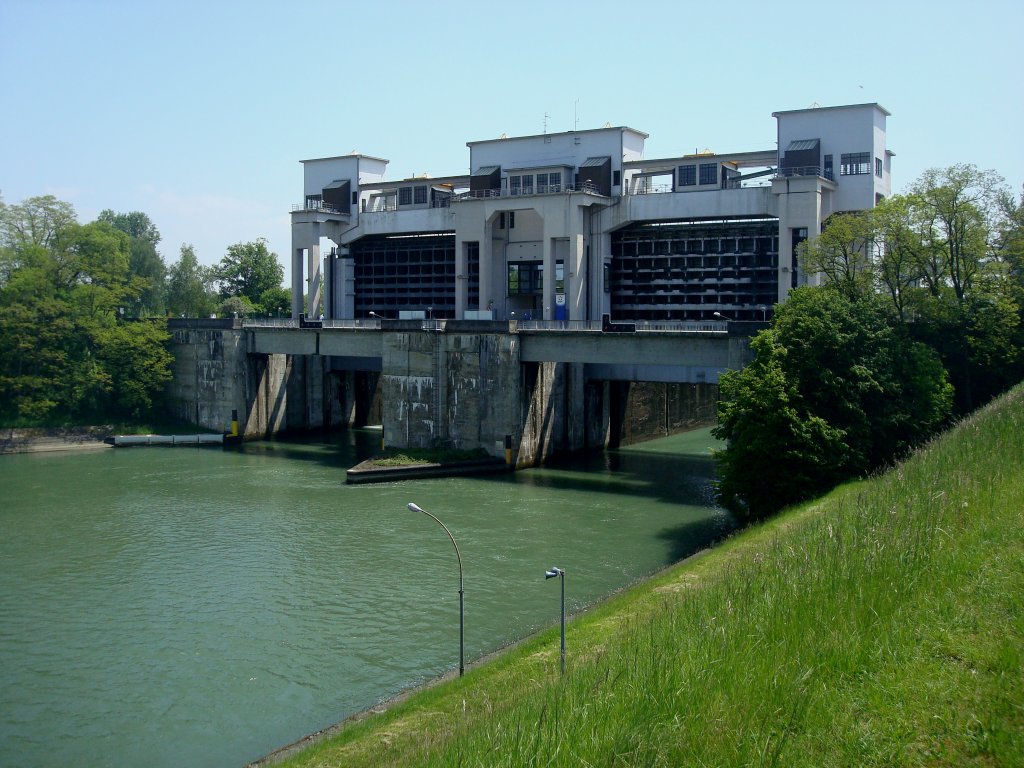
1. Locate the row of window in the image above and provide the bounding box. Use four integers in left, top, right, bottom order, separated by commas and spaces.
396, 185, 429, 206
509, 171, 563, 195
677, 163, 719, 187
507, 262, 564, 295
833, 152, 884, 178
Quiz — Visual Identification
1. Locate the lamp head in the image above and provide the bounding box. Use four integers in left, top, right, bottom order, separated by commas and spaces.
545, 567, 563, 579
407, 502, 425, 514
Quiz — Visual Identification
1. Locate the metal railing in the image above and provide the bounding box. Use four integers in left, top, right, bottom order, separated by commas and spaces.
451, 182, 601, 203
242, 317, 727, 334
776, 166, 834, 181
290, 200, 348, 215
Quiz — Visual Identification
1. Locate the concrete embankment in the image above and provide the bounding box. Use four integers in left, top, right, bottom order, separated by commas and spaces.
0, 427, 113, 455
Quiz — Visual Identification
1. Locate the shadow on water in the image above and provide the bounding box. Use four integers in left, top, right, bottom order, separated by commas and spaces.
236, 428, 382, 469
655, 515, 736, 563
493, 446, 720, 509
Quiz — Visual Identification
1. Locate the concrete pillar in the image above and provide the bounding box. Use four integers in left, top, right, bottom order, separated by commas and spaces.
478, 217, 493, 313
307, 241, 322, 318
542, 230, 555, 321
455, 207, 485, 319
567, 204, 585, 320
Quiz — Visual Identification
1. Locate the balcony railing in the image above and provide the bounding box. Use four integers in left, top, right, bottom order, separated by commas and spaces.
290, 200, 348, 215
776, 166, 835, 181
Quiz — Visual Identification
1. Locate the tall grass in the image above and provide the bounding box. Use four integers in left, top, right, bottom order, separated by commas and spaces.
278, 385, 1024, 767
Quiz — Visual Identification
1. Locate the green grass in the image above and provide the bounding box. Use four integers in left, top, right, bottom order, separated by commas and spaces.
367, 447, 490, 467
275, 385, 1024, 768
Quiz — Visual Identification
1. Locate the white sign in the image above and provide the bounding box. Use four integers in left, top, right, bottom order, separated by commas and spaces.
555, 294, 566, 306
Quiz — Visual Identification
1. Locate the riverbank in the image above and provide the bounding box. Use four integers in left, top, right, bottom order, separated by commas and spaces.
0, 427, 113, 455
269, 384, 1024, 767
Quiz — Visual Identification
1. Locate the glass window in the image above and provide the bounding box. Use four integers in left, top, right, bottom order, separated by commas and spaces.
840, 152, 871, 176
823, 155, 833, 180
398, 187, 412, 206
521, 174, 534, 194
414, 185, 427, 204
678, 165, 696, 186
510, 175, 521, 195
875, 157, 883, 178
699, 163, 717, 185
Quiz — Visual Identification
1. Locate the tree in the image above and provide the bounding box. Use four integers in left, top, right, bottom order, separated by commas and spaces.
215, 238, 283, 304
98, 210, 166, 316
216, 295, 256, 318
0, 195, 172, 424
713, 287, 952, 519
798, 211, 875, 295
870, 195, 926, 322
166, 244, 215, 318
0, 194, 77, 254
909, 164, 1009, 305
257, 286, 291, 316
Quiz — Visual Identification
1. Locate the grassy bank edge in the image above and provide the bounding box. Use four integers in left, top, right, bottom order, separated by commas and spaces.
267, 385, 1024, 767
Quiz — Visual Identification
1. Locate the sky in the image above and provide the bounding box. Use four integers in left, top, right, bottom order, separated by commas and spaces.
2, 0, 1021, 286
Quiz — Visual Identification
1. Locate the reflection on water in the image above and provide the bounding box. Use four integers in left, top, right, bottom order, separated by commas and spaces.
0, 427, 732, 768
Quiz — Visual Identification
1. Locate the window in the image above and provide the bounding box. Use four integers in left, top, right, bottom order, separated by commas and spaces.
509, 175, 521, 195
508, 262, 543, 295
823, 155, 833, 180
613, 170, 621, 187
678, 164, 696, 186
508, 211, 515, 228
414, 185, 427, 204
398, 187, 412, 206
699, 163, 717, 185
875, 157, 883, 178
840, 152, 871, 176
521, 174, 534, 194
499, 211, 515, 229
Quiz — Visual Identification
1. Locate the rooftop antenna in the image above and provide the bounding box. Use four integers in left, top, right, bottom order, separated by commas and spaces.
574, 99, 579, 130
543, 112, 549, 134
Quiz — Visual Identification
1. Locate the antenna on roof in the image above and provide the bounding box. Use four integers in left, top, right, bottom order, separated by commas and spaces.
809, 101, 821, 109
543, 112, 549, 134
574, 99, 579, 130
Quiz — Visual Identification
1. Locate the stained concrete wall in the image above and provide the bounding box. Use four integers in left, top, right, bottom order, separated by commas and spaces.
380, 327, 520, 457
607, 381, 719, 448
168, 321, 731, 461
167, 320, 334, 439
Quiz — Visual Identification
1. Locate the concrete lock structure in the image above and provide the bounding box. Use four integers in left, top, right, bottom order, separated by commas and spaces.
291, 102, 891, 324
168, 103, 892, 465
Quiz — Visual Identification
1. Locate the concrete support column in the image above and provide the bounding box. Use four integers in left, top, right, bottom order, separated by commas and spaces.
542, 231, 555, 321
567, 204, 585, 320
307, 241, 322, 318
478, 218, 493, 313
292, 221, 320, 319
455, 208, 484, 319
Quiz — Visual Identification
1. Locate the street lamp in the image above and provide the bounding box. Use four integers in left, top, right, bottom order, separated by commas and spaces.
545, 566, 566, 674
712, 311, 733, 321
408, 502, 465, 677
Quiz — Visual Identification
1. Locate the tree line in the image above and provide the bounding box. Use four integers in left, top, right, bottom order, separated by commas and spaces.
714, 165, 1024, 519
0, 195, 289, 425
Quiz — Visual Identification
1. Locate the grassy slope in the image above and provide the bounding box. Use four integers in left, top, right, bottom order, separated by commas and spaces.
278, 385, 1024, 768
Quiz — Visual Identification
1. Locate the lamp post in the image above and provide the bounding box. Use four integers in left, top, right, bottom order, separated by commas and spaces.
712, 311, 733, 322
545, 566, 566, 674
408, 502, 465, 677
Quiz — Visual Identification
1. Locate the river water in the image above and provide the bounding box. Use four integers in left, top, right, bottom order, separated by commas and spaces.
0, 428, 733, 768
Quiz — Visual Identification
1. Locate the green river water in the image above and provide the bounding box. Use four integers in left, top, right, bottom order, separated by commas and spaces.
0, 427, 734, 768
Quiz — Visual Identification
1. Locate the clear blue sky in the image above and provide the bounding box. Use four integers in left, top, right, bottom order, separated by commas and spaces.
2, 0, 1021, 285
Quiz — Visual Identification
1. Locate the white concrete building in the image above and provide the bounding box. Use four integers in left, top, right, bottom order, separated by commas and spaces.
290, 103, 891, 322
